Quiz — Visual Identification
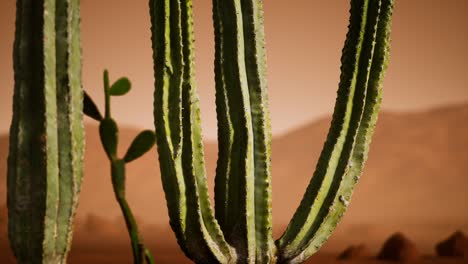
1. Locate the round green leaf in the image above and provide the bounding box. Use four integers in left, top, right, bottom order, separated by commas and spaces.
124, 130, 156, 163
99, 118, 119, 159
109, 77, 131, 96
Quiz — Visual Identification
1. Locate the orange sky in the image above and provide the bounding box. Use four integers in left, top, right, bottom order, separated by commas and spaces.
1, 0, 467, 139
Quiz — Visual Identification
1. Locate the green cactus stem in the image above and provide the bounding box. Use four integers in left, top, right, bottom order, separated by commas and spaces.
83, 71, 156, 264
212, 0, 274, 262
150, 0, 236, 262
150, 0, 394, 263
277, 1, 394, 262
7, 0, 84, 263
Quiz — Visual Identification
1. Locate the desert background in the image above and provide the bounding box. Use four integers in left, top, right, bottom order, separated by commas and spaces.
1, 0, 468, 263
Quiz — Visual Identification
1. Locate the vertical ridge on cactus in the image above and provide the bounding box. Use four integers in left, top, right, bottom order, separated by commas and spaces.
212, 0, 234, 244
212, 0, 274, 262
151, 0, 394, 263
55, 0, 85, 261
238, 1, 274, 262
180, 0, 235, 260
8, 0, 84, 263
150, 0, 236, 262
213, 0, 258, 262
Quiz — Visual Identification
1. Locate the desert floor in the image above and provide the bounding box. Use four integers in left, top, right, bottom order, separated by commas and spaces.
1, 246, 467, 264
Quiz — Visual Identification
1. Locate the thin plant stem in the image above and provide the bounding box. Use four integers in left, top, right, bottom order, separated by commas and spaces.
111, 159, 155, 264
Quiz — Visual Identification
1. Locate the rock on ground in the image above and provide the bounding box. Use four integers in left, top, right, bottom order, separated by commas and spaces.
338, 244, 369, 260
436, 231, 468, 258
377, 232, 420, 262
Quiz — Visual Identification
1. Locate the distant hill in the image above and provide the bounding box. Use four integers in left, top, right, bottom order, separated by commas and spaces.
271, 103, 468, 251
1, 103, 467, 253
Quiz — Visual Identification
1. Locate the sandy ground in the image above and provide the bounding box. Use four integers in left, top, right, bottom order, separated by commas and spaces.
1, 232, 467, 264
1, 245, 467, 264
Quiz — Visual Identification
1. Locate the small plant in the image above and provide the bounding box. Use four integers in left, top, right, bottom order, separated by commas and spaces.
149, 0, 394, 263
8, 0, 85, 263
83, 70, 156, 264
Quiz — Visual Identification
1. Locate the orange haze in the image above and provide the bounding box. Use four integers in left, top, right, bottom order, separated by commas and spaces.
1, 0, 468, 139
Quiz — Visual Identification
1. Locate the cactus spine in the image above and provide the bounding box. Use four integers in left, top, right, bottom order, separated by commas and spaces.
150, 0, 394, 263
8, 0, 84, 263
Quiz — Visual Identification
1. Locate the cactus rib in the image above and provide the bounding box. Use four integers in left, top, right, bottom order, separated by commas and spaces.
8, 0, 84, 263
212, 0, 257, 262
239, 0, 275, 262
55, 0, 85, 261
213, 0, 234, 239
213, 0, 274, 262
277, 0, 394, 262
150, 0, 235, 262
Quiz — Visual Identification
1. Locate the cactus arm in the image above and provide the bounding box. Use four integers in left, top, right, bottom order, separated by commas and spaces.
182, 0, 238, 261
55, 0, 85, 261
212, 0, 258, 262
240, 0, 275, 262
9, 1, 56, 261
168, 0, 184, 155
286, 2, 394, 263
150, 0, 188, 254
150, 0, 235, 262
277, 0, 394, 262
213, 0, 275, 262
8, 0, 84, 263
277, 0, 372, 250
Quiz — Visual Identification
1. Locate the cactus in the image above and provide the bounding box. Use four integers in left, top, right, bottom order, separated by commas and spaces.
150, 0, 394, 263
277, 0, 394, 262
83, 71, 156, 264
7, 0, 84, 263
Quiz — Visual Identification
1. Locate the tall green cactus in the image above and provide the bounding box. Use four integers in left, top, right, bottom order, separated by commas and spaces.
8, 0, 84, 263
150, 0, 394, 263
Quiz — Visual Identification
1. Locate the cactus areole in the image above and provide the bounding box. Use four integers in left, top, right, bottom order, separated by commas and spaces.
8, 0, 84, 263
150, 0, 394, 263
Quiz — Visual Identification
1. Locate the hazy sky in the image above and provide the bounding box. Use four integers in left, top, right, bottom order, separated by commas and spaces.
1, 0, 467, 139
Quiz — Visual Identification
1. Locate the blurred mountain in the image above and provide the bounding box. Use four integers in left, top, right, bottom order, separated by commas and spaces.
1, 103, 467, 254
